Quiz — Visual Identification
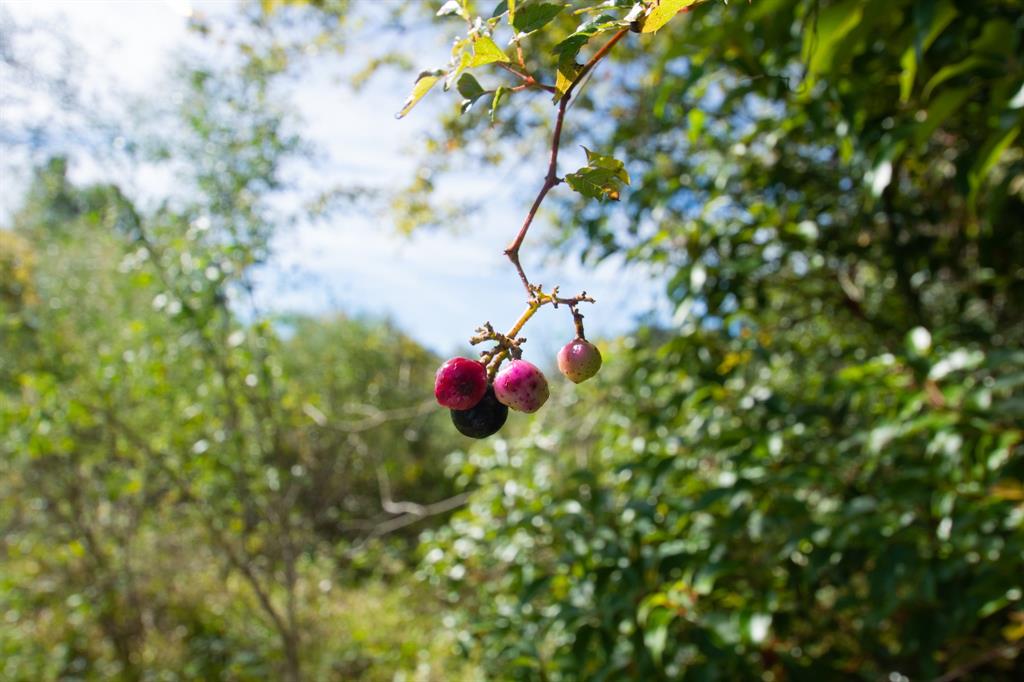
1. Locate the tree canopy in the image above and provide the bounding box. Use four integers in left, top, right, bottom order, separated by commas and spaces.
1, 0, 1022, 680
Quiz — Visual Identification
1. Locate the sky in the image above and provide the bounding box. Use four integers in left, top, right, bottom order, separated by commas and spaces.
0, 0, 668, 360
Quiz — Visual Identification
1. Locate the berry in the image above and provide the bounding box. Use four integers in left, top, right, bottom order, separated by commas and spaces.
450, 385, 508, 438
557, 338, 602, 383
434, 357, 487, 410
493, 359, 549, 413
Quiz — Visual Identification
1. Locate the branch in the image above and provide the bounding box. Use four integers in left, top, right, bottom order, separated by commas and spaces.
503, 27, 630, 293
370, 491, 471, 539
931, 640, 1023, 682
92, 404, 293, 647
377, 465, 432, 516
343, 484, 472, 560
479, 287, 594, 377
301, 399, 434, 433
496, 61, 557, 93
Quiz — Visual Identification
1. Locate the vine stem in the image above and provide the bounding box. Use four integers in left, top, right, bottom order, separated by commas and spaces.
482, 288, 594, 378
477, 27, 627, 377
503, 27, 630, 294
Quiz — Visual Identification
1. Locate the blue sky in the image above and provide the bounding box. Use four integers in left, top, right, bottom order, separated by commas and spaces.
1, 0, 668, 360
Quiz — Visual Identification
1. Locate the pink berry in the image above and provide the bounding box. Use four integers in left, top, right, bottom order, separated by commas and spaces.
557, 338, 602, 384
493, 359, 549, 413
434, 357, 487, 410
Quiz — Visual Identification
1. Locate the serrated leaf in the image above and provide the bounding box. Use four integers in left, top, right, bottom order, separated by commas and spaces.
566, 147, 630, 200
512, 1, 564, 34
641, 0, 697, 34
395, 70, 443, 119
565, 167, 627, 201
469, 36, 510, 67
581, 147, 630, 183
552, 13, 620, 62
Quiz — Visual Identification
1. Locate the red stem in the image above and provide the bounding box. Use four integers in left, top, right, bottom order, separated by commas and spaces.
503, 27, 629, 294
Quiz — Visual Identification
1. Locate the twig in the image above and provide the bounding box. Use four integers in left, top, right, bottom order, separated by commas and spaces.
503, 27, 629, 293
302, 399, 435, 433
496, 61, 557, 93
480, 287, 595, 378
468, 29, 627, 376
931, 640, 1023, 682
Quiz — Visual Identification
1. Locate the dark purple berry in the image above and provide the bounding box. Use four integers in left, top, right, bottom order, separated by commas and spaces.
450, 385, 508, 438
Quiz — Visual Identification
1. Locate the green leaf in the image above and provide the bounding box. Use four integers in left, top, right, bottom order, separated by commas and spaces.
512, 1, 564, 34
968, 123, 1020, 210
395, 70, 443, 119
552, 13, 621, 62
899, 0, 956, 102
802, 0, 864, 82
553, 52, 579, 100
565, 167, 626, 200
565, 149, 630, 202
912, 86, 971, 145
581, 146, 630, 183
923, 56, 995, 100
687, 108, 704, 144
922, 20, 1011, 99
490, 86, 508, 123
459, 79, 491, 113
641, 0, 697, 34
469, 36, 510, 67
457, 73, 486, 100
643, 607, 674, 665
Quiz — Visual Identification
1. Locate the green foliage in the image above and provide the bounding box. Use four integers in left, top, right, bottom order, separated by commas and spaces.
4, 0, 1023, 680
0, 153, 469, 680
395, 0, 1024, 679
0, 26, 468, 675
565, 147, 630, 201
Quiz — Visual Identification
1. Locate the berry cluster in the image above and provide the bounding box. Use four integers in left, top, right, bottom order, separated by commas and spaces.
434, 333, 602, 439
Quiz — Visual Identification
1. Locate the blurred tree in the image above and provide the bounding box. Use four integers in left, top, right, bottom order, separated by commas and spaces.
0, 26, 468, 682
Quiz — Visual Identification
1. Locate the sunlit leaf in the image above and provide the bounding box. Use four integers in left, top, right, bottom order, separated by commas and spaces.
395, 70, 444, 119
641, 0, 697, 34
565, 149, 630, 201
469, 36, 510, 67
802, 0, 863, 82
